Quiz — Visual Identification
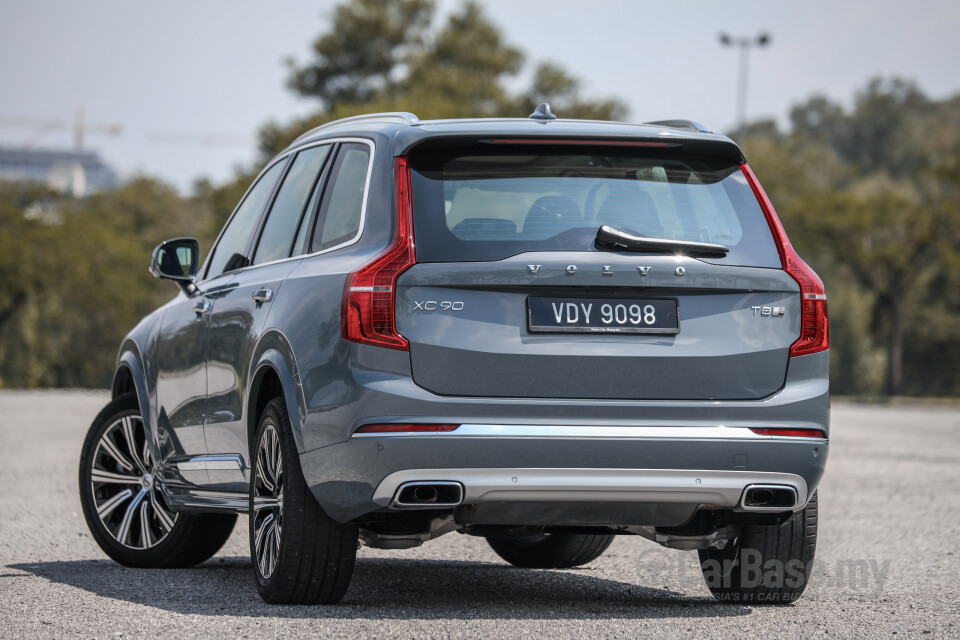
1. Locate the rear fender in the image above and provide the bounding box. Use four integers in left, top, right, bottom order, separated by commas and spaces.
247, 333, 306, 453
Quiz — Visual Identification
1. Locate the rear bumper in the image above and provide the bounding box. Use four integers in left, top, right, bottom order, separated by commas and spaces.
301, 422, 827, 523
299, 351, 829, 523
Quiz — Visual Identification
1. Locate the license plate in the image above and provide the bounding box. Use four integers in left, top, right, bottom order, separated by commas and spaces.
527, 297, 679, 334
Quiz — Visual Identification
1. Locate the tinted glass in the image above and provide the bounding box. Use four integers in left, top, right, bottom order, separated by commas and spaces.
291, 182, 320, 256
409, 150, 780, 267
312, 144, 370, 251
206, 161, 285, 278
253, 145, 331, 265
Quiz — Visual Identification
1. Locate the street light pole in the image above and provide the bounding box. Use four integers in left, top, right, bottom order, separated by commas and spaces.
719, 33, 771, 134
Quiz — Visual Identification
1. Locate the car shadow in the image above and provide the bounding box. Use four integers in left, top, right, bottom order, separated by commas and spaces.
8, 556, 751, 620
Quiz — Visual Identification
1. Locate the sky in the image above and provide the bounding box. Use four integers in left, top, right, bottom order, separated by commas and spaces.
1, 0, 958, 192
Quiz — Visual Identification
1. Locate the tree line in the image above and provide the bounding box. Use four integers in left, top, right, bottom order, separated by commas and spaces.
1, 0, 958, 396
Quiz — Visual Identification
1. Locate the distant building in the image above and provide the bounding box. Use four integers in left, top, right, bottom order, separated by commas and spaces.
0, 146, 118, 196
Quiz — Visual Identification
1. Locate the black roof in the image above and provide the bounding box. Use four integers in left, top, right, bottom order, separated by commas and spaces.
288, 112, 745, 163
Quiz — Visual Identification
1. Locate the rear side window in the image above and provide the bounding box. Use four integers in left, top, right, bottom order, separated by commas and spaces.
409, 149, 780, 267
206, 160, 286, 278
311, 143, 371, 252
252, 144, 331, 265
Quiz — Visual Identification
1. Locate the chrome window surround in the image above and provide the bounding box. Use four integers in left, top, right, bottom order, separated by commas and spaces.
199, 136, 377, 282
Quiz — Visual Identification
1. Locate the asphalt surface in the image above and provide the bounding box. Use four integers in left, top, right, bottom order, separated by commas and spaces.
0, 390, 958, 639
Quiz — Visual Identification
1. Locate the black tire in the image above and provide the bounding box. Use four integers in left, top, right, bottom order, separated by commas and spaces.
79, 394, 237, 568
250, 397, 358, 604
487, 532, 615, 569
698, 492, 818, 605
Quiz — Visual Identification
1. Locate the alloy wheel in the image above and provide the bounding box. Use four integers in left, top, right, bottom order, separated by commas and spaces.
252, 423, 283, 579
89, 414, 178, 549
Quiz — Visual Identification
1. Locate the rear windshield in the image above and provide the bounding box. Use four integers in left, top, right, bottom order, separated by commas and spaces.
409, 149, 781, 267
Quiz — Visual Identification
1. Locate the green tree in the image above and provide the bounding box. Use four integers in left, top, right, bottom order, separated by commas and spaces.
0, 177, 213, 388
287, 0, 433, 110
268, 0, 626, 158
743, 78, 960, 396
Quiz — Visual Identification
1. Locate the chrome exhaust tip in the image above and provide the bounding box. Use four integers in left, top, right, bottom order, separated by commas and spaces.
393, 481, 464, 508
740, 484, 797, 511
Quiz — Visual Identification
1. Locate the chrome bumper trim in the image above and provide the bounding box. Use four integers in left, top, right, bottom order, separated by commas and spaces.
370, 468, 808, 510
353, 424, 827, 441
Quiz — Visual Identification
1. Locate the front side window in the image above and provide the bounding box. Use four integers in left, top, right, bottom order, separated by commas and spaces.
206, 161, 285, 278
311, 143, 371, 252
253, 145, 332, 265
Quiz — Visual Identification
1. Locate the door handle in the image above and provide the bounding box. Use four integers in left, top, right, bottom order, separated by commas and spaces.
252, 288, 273, 304
193, 300, 211, 316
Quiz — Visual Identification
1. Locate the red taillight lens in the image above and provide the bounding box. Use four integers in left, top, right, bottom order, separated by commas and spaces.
355, 424, 460, 434
341, 157, 416, 350
751, 428, 826, 438
741, 164, 829, 357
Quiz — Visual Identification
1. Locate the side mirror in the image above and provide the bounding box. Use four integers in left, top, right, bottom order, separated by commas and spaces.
150, 237, 200, 293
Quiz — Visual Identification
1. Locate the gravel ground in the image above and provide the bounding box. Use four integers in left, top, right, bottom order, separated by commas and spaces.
0, 390, 958, 639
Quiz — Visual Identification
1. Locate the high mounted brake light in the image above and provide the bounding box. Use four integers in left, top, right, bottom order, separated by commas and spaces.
742, 164, 829, 357
341, 157, 416, 350
484, 138, 675, 147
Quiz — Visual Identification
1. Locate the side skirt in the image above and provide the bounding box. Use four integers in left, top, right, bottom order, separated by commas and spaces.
163, 486, 249, 514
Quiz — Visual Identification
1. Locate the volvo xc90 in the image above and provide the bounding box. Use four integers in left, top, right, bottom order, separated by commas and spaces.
79, 105, 829, 605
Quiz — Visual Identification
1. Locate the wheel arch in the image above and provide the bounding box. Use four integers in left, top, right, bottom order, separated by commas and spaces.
112, 341, 169, 470
246, 333, 305, 456
114, 341, 153, 435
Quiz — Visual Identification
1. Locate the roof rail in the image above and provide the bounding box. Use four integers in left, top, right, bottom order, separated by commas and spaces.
292, 112, 421, 146
644, 119, 712, 134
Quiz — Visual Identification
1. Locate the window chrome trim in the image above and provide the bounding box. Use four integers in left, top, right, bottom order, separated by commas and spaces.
352, 424, 829, 441
199, 136, 376, 281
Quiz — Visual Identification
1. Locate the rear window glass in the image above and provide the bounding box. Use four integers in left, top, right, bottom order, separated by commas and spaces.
311, 144, 371, 252
409, 150, 780, 267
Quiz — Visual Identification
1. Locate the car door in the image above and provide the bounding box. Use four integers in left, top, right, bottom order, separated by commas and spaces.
154, 287, 217, 476
156, 158, 287, 486
203, 142, 335, 491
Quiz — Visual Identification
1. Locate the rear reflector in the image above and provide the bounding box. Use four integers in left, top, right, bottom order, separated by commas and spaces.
742, 163, 829, 357
341, 157, 416, 350
356, 424, 460, 434
750, 428, 826, 438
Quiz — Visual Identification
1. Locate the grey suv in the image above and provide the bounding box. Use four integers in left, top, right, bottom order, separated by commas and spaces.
79, 106, 829, 605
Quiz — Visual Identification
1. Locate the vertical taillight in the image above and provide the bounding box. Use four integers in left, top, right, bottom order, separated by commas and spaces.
341, 157, 416, 350
742, 164, 829, 357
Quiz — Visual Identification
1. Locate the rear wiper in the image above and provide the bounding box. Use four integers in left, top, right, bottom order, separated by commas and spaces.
595, 225, 729, 256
